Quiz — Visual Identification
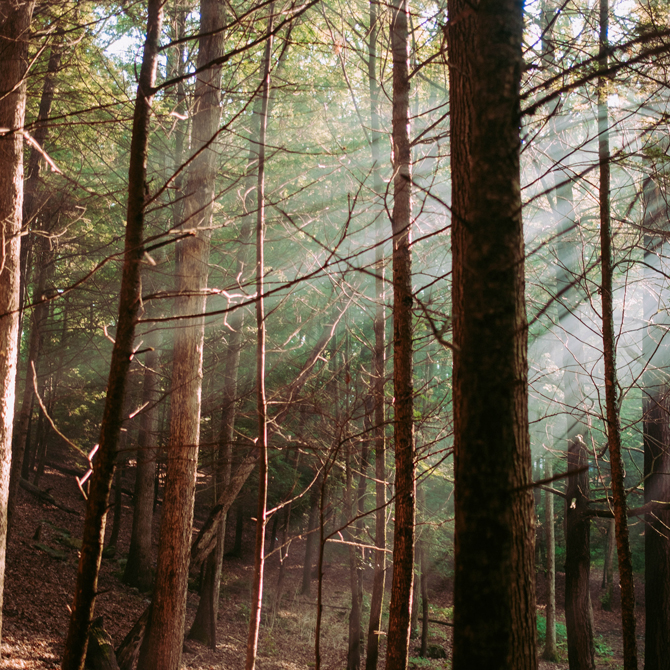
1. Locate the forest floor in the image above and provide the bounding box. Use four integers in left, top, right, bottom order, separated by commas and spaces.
1, 463, 641, 669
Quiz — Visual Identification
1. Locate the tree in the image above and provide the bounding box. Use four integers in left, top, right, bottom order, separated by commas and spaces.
385, 0, 415, 667
137, 0, 224, 665
448, 0, 537, 668
0, 0, 35, 651
565, 436, 595, 670
61, 0, 164, 666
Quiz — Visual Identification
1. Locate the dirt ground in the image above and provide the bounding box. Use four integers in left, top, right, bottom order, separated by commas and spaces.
1, 464, 638, 669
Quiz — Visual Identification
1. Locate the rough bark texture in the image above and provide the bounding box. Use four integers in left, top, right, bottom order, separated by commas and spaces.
60, 3, 162, 668
448, 0, 537, 668
137, 0, 224, 666
565, 437, 595, 670
0, 0, 35, 650
385, 0, 415, 667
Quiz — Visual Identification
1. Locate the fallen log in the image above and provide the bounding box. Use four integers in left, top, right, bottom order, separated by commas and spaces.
20, 478, 79, 515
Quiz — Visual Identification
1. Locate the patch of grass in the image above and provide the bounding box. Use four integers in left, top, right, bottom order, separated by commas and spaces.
536, 616, 567, 646
409, 657, 450, 669
595, 635, 613, 658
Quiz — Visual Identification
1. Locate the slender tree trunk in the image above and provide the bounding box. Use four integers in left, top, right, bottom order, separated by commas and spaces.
385, 0, 415, 667
449, 0, 537, 667
365, 1, 386, 665
137, 0, 224, 666
123, 327, 161, 592
245, 10, 273, 669
301, 478, 320, 596
601, 518, 615, 609
598, 4, 637, 668
419, 540, 428, 658
8, 36, 62, 533
124, 0, 185, 594
0, 0, 35, 651
60, 3, 162, 667
565, 436, 595, 670
542, 460, 558, 660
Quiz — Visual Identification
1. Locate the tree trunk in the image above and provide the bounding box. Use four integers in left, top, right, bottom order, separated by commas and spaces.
0, 2, 35, 649
448, 0, 537, 667
301, 479, 320, 596
61, 2, 163, 667
137, 0, 224, 666
600, 518, 615, 610
597, 4, 637, 668
419, 540, 428, 658
8, 35, 61, 533
364, 2, 386, 667
565, 436, 595, 670
123, 329, 161, 592
385, 0, 415, 667
245, 9, 273, 669
642, 178, 670, 670
543, 459, 558, 661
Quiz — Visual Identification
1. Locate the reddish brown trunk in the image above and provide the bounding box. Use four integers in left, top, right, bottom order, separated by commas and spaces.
137, 0, 224, 666
385, 0, 415, 667
565, 437, 595, 670
61, 2, 162, 667
449, 0, 537, 667
0, 0, 35, 650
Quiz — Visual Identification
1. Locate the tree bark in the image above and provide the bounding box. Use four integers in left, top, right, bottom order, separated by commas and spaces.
385, 0, 415, 667
60, 2, 162, 667
543, 459, 558, 661
0, 1, 35, 650
364, 0, 386, 665
598, 4, 637, 668
245, 9, 273, 669
8, 35, 62, 533
448, 0, 537, 667
642, 178, 670, 670
565, 436, 595, 670
137, 0, 224, 666
600, 518, 615, 610
123, 329, 161, 592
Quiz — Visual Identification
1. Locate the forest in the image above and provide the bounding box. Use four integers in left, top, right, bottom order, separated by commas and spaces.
0, 0, 669, 668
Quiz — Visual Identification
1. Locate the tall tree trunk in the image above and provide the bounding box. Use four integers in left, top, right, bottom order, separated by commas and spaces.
245, 9, 273, 669
565, 436, 595, 670
600, 518, 615, 609
448, 0, 537, 668
8, 35, 62, 533
0, 0, 35, 651
137, 0, 224, 666
124, 0, 186, 594
301, 478, 320, 596
385, 0, 415, 667
642, 177, 670, 670
365, 0, 386, 665
598, 4, 637, 668
543, 459, 558, 661
643, 390, 670, 670
123, 326, 161, 592
61, 2, 162, 667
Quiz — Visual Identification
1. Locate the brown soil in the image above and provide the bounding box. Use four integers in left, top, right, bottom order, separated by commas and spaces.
1, 464, 639, 668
